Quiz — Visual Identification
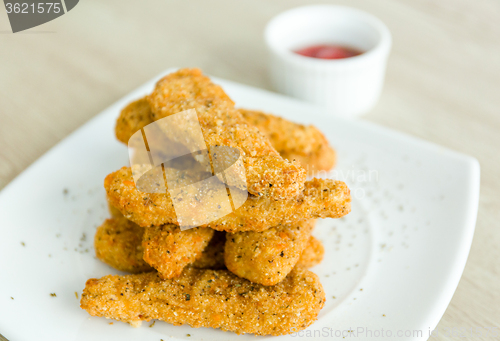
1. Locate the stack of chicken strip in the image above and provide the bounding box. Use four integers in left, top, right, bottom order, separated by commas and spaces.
81, 68, 351, 336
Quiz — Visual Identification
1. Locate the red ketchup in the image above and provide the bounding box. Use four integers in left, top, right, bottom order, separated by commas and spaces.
294, 44, 363, 59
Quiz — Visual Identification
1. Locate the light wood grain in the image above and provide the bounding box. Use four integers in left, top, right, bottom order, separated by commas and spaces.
1, 0, 499, 337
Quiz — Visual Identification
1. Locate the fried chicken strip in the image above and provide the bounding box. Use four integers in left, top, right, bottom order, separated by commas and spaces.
94, 218, 152, 273
105, 167, 351, 232
115, 98, 335, 174
115, 96, 152, 146
239, 109, 336, 173
196, 231, 324, 271
94, 215, 324, 272
225, 220, 315, 285
105, 204, 214, 277
142, 224, 214, 279
80, 267, 325, 336
147, 68, 306, 200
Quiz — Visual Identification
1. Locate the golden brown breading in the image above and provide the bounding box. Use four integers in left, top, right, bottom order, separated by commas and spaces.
193, 232, 324, 271
115, 99, 335, 175
191, 231, 227, 269
147, 68, 306, 200
80, 267, 325, 335
225, 220, 315, 286
115, 97, 194, 167
131, 164, 246, 229
142, 224, 214, 279
94, 218, 152, 273
298, 236, 325, 268
100, 206, 215, 276
95, 215, 323, 272
115, 97, 152, 145
99, 206, 224, 272
239, 109, 336, 174
105, 167, 351, 232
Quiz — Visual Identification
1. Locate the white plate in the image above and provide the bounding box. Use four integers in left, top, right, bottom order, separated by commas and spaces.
0, 69, 479, 341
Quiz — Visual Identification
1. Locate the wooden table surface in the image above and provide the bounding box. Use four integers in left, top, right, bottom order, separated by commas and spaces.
1, 0, 499, 338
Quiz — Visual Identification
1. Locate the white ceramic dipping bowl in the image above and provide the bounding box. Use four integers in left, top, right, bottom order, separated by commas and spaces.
265, 5, 392, 118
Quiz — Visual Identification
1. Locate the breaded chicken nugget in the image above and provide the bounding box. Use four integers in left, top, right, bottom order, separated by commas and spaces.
142, 224, 214, 279
95, 216, 323, 272
239, 109, 336, 174
99, 206, 223, 272
94, 218, 152, 273
103, 205, 215, 276
80, 267, 325, 335
117, 98, 200, 177
105, 167, 350, 232
194, 232, 324, 270
298, 236, 325, 268
225, 220, 315, 286
115, 99, 335, 175
147, 68, 306, 200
